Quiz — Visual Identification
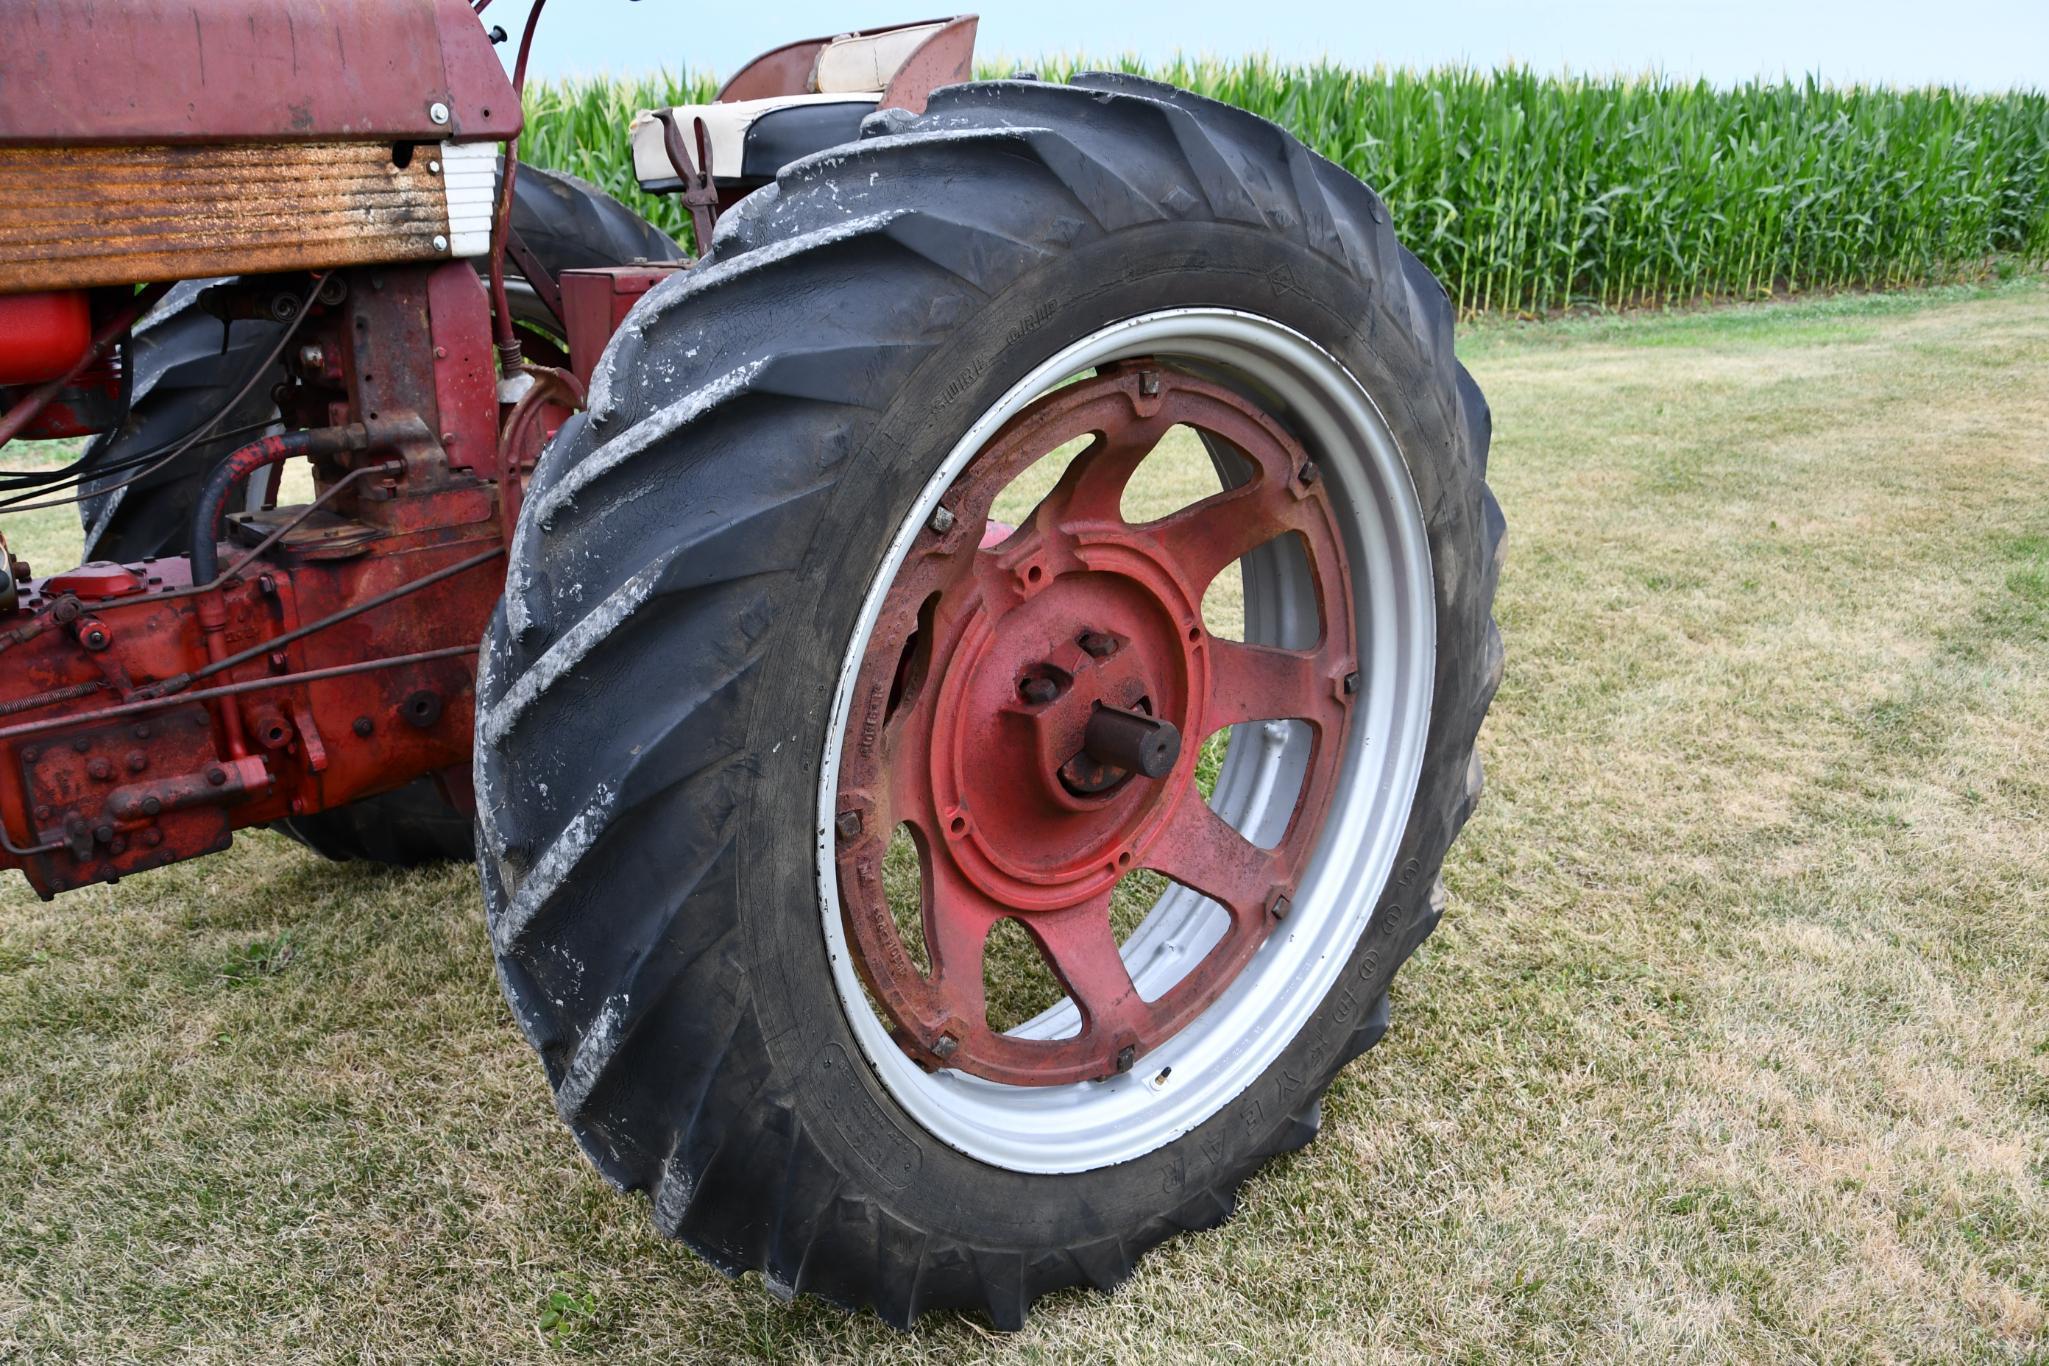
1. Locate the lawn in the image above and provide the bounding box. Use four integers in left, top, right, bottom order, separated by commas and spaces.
1, 278, 2045, 1361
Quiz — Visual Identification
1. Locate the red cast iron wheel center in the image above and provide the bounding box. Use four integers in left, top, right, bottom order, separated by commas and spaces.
833, 364, 1358, 1087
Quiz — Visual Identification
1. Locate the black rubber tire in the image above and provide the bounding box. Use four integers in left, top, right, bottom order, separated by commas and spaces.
476, 74, 1503, 1328
77, 166, 680, 867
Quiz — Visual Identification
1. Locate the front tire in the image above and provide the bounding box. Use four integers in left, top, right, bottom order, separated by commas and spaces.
477, 74, 1502, 1327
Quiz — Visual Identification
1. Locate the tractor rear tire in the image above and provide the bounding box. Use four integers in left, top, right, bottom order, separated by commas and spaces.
477, 75, 1502, 1327
76, 165, 681, 867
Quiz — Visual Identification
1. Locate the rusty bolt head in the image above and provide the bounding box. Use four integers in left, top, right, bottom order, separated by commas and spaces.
93, 824, 113, 844
110, 836, 127, 855
142, 829, 162, 848
1138, 370, 1161, 396
1019, 676, 1059, 705
932, 1034, 960, 1060
141, 796, 162, 817
927, 505, 956, 535
1298, 461, 1320, 486
86, 757, 113, 781
126, 751, 147, 773
32, 805, 50, 822
132, 724, 151, 740
1342, 671, 1359, 697
50, 598, 79, 624
352, 716, 374, 738
1269, 892, 1293, 920
835, 810, 863, 839
205, 766, 227, 787
434, 346, 449, 361
1115, 1045, 1137, 1073
257, 574, 278, 596
20, 747, 36, 763
71, 737, 89, 754
1078, 631, 1119, 659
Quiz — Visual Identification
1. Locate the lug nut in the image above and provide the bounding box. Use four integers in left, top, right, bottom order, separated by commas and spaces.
1298, 461, 1320, 485
142, 829, 162, 847
932, 1034, 959, 1060
835, 810, 863, 839
927, 505, 956, 535
1077, 631, 1119, 659
1019, 676, 1059, 705
1269, 892, 1293, 920
1115, 1045, 1136, 1073
1138, 370, 1161, 397
1342, 671, 1359, 696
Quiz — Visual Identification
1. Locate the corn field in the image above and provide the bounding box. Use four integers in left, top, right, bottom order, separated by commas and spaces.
521, 63, 2049, 316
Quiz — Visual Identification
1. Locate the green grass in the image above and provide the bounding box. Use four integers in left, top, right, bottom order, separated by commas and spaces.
2, 278, 2047, 1358
521, 65, 2049, 315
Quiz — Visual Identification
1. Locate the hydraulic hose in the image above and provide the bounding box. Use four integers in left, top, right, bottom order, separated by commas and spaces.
187, 422, 398, 584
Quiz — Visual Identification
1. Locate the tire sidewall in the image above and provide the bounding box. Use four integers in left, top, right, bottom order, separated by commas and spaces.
731, 220, 1488, 1242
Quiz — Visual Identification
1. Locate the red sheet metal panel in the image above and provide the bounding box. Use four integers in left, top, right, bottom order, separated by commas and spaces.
0, 0, 521, 146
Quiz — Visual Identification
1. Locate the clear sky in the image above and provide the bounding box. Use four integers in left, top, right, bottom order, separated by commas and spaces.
482, 0, 2046, 91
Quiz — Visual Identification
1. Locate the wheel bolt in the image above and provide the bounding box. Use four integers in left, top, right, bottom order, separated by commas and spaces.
932, 1034, 959, 1060
835, 810, 863, 839
927, 505, 955, 535
1342, 671, 1359, 696
1077, 631, 1119, 659
1269, 892, 1293, 920
1298, 461, 1320, 485
1115, 1045, 1136, 1073
1019, 676, 1059, 705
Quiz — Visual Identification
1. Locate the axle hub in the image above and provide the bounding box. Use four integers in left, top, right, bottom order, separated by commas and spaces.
832, 364, 1358, 1086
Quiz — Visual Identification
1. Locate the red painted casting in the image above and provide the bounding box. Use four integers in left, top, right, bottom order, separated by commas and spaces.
834, 366, 1359, 1086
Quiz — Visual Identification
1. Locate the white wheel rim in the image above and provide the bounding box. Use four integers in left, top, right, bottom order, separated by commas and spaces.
815, 309, 1435, 1173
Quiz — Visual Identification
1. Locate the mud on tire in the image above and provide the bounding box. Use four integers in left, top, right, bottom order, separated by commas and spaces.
477, 74, 1503, 1326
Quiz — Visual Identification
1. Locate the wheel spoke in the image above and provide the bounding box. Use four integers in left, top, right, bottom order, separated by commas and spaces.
1206, 638, 1344, 733
1142, 790, 1283, 924
1039, 413, 1176, 526
922, 856, 1008, 1024
1021, 894, 1150, 1039
1146, 482, 1311, 595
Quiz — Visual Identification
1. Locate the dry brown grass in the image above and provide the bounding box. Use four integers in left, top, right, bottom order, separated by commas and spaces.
1, 279, 2045, 1362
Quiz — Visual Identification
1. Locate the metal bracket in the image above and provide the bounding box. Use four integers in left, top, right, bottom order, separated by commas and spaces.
650, 109, 721, 250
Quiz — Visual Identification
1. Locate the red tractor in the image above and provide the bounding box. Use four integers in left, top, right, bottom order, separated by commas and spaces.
0, 1, 1501, 1328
